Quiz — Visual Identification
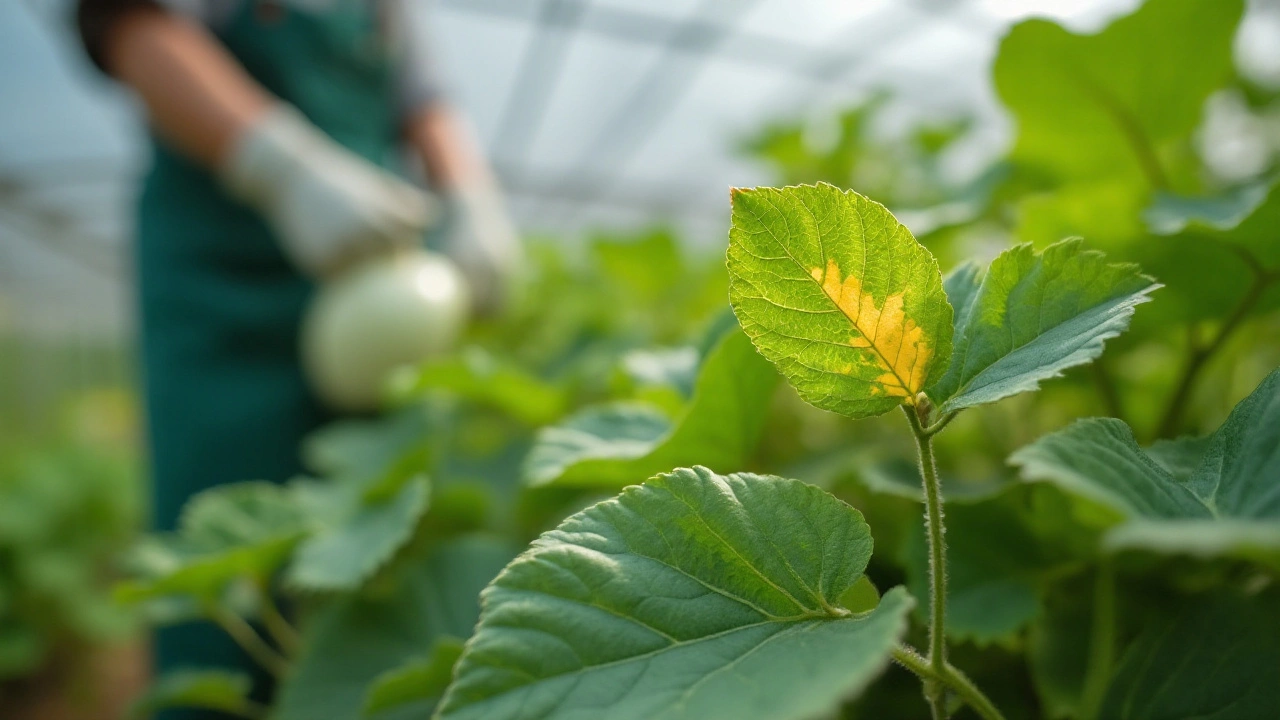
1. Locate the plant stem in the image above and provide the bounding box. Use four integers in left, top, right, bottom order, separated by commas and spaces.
257, 582, 302, 657
893, 645, 1008, 720
1080, 562, 1116, 720
903, 406, 948, 675
209, 604, 290, 679
1157, 258, 1274, 438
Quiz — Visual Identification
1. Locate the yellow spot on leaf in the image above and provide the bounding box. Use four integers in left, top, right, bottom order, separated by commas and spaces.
813, 259, 932, 400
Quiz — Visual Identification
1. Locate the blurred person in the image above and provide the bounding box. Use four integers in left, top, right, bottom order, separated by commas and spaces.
75, 0, 519, 713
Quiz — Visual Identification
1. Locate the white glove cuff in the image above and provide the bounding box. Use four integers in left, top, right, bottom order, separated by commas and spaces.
220, 104, 325, 209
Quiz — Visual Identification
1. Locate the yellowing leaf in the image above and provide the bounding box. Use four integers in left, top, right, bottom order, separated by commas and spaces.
727, 183, 952, 418
811, 259, 931, 399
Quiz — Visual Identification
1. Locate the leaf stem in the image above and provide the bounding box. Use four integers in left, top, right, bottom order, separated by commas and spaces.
893, 645, 1008, 720
1080, 562, 1116, 720
903, 406, 948, 676
256, 583, 302, 657
921, 410, 958, 438
208, 604, 290, 679
1157, 255, 1275, 438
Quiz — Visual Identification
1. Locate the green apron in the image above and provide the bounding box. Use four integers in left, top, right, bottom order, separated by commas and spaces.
136, 0, 398, 712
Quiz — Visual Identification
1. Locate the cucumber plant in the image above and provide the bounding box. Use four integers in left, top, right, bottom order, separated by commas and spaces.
431, 183, 1167, 720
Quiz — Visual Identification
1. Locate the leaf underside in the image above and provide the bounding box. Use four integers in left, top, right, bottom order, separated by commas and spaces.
1011, 367, 1280, 562
437, 466, 913, 720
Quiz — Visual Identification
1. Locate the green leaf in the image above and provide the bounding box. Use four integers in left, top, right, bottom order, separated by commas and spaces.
438, 466, 914, 720
727, 183, 952, 418
117, 482, 306, 603
994, 0, 1243, 185
363, 637, 465, 717
275, 536, 516, 720
619, 346, 700, 399
524, 403, 671, 484
523, 329, 778, 488
1144, 182, 1270, 235
287, 476, 431, 592
1011, 367, 1280, 564
128, 669, 256, 719
1026, 579, 1093, 720
303, 406, 433, 492
928, 239, 1158, 413
1147, 181, 1280, 270
389, 348, 569, 426
1099, 589, 1280, 720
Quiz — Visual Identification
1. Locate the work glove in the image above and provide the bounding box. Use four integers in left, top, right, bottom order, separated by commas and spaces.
436, 184, 524, 315
220, 104, 436, 278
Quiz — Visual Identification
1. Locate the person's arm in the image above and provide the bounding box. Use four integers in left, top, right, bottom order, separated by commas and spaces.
405, 103, 491, 192
88, 4, 269, 168
77, 1, 433, 277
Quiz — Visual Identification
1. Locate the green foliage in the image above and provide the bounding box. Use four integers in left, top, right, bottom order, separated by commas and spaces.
1098, 589, 1280, 719
728, 183, 952, 418
288, 476, 431, 591
362, 637, 465, 718
387, 348, 568, 427
523, 329, 777, 488
1012, 367, 1280, 565
118, 482, 307, 604
274, 537, 515, 720
116, 1, 1280, 717
994, 0, 1242, 187
0, 428, 141, 678
438, 467, 913, 720
128, 669, 257, 719
928, 238, 1159, 413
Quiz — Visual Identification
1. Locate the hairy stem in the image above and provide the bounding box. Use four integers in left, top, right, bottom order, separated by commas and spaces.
893, 645, 1008, 720
1157, 257, 1274, 438
209, 604, 290, 679
1080, 563, 1117, 720
903, 406, 948, 675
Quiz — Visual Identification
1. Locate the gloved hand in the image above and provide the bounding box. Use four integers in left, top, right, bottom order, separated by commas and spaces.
220, 104, 436, 278
438, 184, 524, 315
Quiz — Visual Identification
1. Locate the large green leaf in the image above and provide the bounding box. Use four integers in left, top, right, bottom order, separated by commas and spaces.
437, 466, 914, 720
1011, 367, 1280, 564
928, 239, 1158, 413
727, 183, 952, 418
523, 330, 778, 488
287, 477, 431, 592
994, 0, 1242, 186
274, 536, 515, 720
1099, 590, 1280, 720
